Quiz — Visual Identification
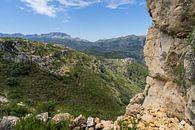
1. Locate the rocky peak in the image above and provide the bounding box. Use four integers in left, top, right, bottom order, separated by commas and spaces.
40, 32, 72, 39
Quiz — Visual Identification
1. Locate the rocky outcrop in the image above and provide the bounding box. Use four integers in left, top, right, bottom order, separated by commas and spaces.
0, 96, 8, 104
52, 113, 73, 123
120, 108, 194, 130
36, 112, 49, 122
147, 0, 195, 37
126, 0, 195, 128
0, 116, 19, 130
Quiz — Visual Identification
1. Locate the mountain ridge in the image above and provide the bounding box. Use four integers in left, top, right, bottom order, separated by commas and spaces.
0, 32, 144, 42
0, 32, 145, 62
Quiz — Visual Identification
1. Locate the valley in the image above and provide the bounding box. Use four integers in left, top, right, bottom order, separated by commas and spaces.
0, 37, 147, 120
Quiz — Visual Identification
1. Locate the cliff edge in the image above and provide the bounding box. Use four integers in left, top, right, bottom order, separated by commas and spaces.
126, 0, 195, 128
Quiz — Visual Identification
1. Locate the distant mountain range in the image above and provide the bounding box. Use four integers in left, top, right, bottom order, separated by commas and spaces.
0, 32, 145, 62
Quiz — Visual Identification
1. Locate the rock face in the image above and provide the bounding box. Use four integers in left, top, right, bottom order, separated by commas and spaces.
147, 0, 195, 37
136, 0, 195, 127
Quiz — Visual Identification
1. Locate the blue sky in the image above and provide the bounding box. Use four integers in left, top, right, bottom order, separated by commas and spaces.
0, 0, 151, 41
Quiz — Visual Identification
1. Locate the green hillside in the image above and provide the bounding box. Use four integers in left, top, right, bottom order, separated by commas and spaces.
0, 38, 147, 119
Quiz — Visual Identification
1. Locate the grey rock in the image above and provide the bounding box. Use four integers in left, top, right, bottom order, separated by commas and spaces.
95, 123, 104, 129
87, 117, 95, 127
73, 115, 87, 127
125, 103, 144, 116
36, 112, 49, 122
52, 113, 72, 123
72, 126, 81, 130
0, 116, 19, 130
0, 96, 8, 104
129, 93, 145, 105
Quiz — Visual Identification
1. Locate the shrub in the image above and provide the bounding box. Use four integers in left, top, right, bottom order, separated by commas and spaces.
5, 77, 18, 86
174, 64, 186, 86
120, 94, 130, 105
6, 62, 32, 77
118, 118, 138, 130
15, 116, 71, 130
36, 101, 57, 116
0, 103, 30, 118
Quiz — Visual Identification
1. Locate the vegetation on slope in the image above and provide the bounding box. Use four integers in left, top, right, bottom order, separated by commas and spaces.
0, 38, 147, 119
85, 35, 145, 62
15, 115, 71, 130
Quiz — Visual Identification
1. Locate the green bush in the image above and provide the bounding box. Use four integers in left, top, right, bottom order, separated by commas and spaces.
15, 116, 71, 130
0, 103, 30, 118
36, 101, 57, 116
174, 64, 186, 86
120, 93, 130, 105
127, 62, 148, 89
5, 77, 18, 86
7, 91, 22, 100
118, 118, 138, 130
6, 62, 32, 76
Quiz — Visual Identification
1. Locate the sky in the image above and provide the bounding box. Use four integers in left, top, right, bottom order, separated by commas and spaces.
0, 0, 151, 41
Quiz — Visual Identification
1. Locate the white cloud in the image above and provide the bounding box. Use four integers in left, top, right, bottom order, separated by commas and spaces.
58, 0, 100, 8
21, 0, 57, 17
138, 1, 146, 6
106, 0, 136, 9
20, 0, 140, 17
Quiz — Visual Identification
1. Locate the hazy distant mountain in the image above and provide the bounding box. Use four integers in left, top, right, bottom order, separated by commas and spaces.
0, 32, 145, 62
87, 35, 145, 62
0, 32, 91, 50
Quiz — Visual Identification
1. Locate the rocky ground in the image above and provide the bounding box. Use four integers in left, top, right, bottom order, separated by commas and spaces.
0, 107, 194, 130
0, 94, 193, 130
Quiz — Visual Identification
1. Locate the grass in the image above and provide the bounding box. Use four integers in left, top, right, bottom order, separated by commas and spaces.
15, 115, 72, 130
0, 102, 31, 117
174, 63, 186, 86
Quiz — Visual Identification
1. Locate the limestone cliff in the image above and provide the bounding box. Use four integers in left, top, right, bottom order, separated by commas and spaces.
127, 0, 195, 127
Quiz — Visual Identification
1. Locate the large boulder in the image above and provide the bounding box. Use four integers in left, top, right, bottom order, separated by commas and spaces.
0, 116, 19, 130
51, 113, 73, 123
